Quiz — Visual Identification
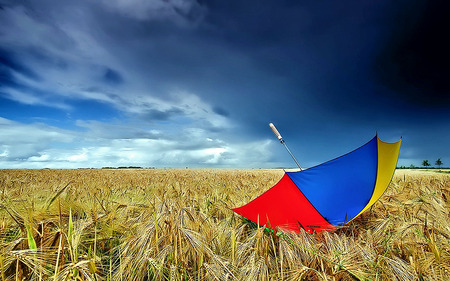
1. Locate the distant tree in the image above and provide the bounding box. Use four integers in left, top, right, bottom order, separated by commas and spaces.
409, 164, 416, 169
422, 160, 431, 167
435, 158, 443, 168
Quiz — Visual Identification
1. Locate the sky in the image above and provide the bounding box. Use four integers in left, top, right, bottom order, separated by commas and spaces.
0, 0, 449, 169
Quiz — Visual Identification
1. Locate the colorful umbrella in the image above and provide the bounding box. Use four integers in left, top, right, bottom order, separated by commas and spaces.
232, 135, 401, 233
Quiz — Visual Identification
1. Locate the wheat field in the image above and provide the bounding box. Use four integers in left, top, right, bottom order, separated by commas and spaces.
0, 168, 449, 280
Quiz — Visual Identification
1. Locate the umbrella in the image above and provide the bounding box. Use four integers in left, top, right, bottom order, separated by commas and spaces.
232, 134, 401, 233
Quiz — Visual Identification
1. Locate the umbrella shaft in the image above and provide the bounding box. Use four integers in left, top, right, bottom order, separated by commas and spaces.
281, 140, 302, 170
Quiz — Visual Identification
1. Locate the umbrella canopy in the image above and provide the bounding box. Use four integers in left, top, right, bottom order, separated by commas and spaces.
232, 135, 401, 233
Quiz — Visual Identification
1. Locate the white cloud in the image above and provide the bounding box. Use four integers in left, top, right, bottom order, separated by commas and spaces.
2, 87, 71, 110
0, 117, 74, 160
28, 154, 50, 162
0, 117, 277, 168
202, 147, 227, 164
0, 4, 119, 109
0, 117, 65, 139
66, 150, 88, 162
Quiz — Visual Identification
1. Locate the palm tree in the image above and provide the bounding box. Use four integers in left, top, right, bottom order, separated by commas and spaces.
422, 160, 430, 168
435, 158, 443, 168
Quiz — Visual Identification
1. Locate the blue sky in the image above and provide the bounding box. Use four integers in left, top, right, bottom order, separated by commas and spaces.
0, 0, 449, 169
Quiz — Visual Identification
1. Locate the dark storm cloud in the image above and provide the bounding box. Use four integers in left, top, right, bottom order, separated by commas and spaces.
374, 0, 450, 107
212, 106, 229, 117
0, 48, 41, 82
103, 68, 124, 85
187, 2, 392, 138
197, 2, 394, 115
142, 107, 185, 121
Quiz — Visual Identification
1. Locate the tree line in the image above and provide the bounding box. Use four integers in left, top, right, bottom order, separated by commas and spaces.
421, 158, 443, 168
398, 158, 446, 169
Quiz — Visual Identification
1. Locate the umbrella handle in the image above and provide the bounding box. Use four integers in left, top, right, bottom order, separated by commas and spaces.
269, 123, 283, 142
269, 123, 302, 170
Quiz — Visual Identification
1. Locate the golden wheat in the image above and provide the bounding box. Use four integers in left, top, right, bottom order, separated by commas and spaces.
0, 169, 449, 280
